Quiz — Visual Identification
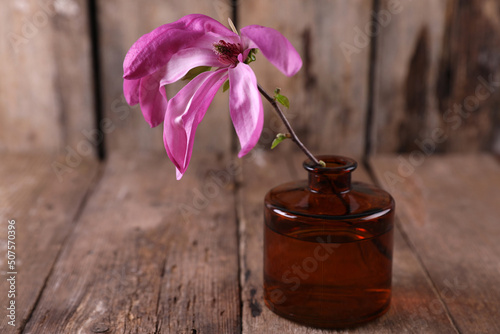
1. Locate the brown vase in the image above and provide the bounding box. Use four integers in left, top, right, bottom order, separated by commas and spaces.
263, 155, 395, 328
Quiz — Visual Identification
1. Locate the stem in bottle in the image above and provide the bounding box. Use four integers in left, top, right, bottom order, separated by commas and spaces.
257, 84, 322, 166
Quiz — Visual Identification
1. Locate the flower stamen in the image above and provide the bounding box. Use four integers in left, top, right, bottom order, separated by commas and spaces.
213, 40, 241, 66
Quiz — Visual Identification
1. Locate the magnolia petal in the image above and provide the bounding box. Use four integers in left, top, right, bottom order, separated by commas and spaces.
164, 69, 227, 179
228, 63, 263, 158
123, 78, 140, 105
139, 71, 168, 128
240, 25, 302, 77
124, 14, 234, 80
161, 48, 222, 85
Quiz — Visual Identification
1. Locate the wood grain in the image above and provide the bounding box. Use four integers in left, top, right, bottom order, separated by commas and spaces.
97, 0, 234, 156
372, 0, 500, 154
435, 0, 500, 153
371, 0, 447, 154
0, 0, 95, 154
371, 154, 500, 333
239, 0, 372, 157
23, 152, 240, 333
237, 151, 456, 333
0, 153, 98, 334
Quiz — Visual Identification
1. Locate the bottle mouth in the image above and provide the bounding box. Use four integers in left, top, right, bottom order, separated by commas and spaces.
303, 155, 357, 173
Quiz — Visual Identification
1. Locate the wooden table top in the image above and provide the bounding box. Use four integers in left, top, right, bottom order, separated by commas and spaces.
1, 151, 499, 333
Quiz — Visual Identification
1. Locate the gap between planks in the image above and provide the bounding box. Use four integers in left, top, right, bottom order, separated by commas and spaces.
22, 151, 241, 334
370, 154, 500, 334
364, 157, 460, 334
0, 153, 100, 334
20, 161, 105, 334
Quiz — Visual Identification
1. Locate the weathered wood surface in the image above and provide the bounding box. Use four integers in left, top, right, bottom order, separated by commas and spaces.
372, 0, 500, 154
0, 0, 95, 154
237, 151, 457, 333
239, 0, 372, 157
97, 0, 233, 155
371, 154, 500, 333
0, 154, 98, 334
2, 0, 499, 160
23, 152, 240, 333
2, 151, 499, 333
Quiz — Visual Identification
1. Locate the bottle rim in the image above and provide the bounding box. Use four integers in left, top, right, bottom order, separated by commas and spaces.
303, 155, 357, 173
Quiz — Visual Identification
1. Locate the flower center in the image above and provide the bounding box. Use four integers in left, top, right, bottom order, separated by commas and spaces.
213, 40, 241, 66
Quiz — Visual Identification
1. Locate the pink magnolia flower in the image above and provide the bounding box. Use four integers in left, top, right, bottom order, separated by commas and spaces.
123, 14, 302, 179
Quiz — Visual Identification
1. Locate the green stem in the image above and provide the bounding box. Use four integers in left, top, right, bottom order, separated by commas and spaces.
257, 84, 321, 166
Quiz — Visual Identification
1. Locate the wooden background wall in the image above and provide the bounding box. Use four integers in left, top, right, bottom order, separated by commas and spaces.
1, 0, 499, 161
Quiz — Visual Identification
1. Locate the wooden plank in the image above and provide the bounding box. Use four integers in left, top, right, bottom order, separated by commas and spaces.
239, 0, 372, 157
434, 0, 500, 153
238, 151, 456, 333
0, 153, 98, 333
372, 0, 500, 154
97, 0, 233, 155
371, 154, 500, 333
23, 152, 240, 333
0, 0, 95, 154
371, 0, 446, 154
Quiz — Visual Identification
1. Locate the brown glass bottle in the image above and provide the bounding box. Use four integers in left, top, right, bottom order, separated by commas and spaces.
263, 156, 394, 328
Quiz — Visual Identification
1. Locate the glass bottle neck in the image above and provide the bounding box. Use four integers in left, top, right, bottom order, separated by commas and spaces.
303, 156, 357, 194
308, 172, 352, 193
